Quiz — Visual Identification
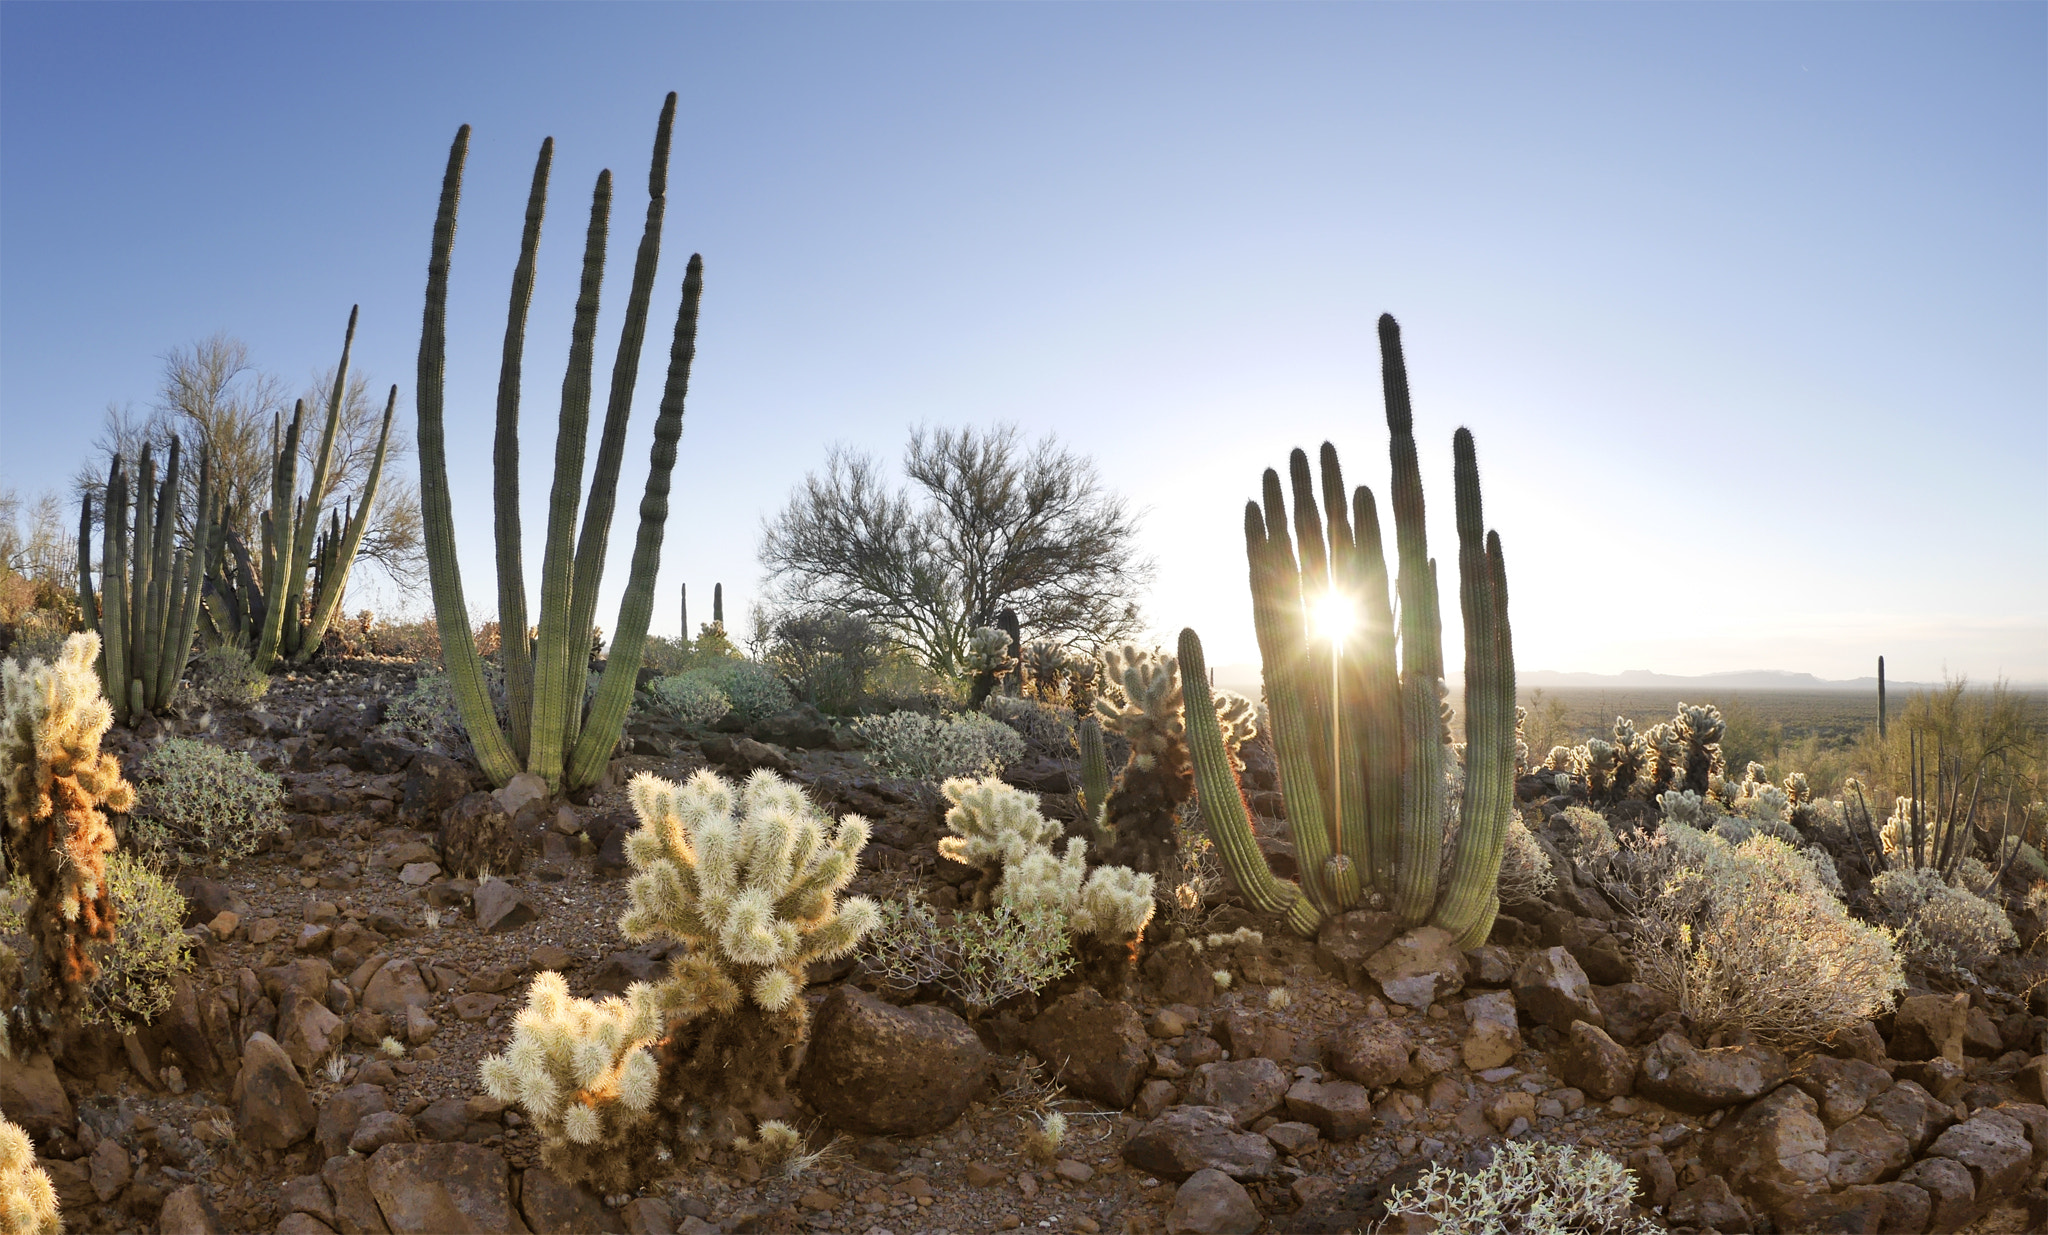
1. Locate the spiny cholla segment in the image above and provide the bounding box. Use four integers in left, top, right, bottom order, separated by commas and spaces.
0, 632, 135, 1056
942, 777, 1155, 942
0, 1114, 62, 1235
964, 627, 1013, 675
479, 971, 662, 1150
1094, 644, 1183, 764
620, 768, 879, 1014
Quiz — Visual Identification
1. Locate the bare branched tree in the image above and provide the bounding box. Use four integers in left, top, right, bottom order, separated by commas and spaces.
300, 367, 425, 589
760, 424, 1151, 674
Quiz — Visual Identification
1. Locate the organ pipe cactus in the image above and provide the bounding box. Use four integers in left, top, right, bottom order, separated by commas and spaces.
1180, 315, 1515, 946
415, 94, 703, 790
1077, 716, 1111, 829
81, 439, 215, 723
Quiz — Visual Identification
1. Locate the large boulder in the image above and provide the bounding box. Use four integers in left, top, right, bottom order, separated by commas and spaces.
1559, 1021, 1635, 1101
1027, 988, 1150, 1109
0, 1051, 73, 1136
1281, 1079, 1374, 1140
1459, 990, 1522, 1072
1312, 911, 1404, 992
316, 1084, 392, 1162
1325, 1017, 1412, 1086
1122, 1106, 1278, 1181
1824, 1115, 1913, 1188
401, 753, 473, 826
1867, 1079, 1956, 1154
1363, 926, 1467, 1010
1636, 1030, 1787, 1113
1167, 1169, 1261, 1235
362, 960, 432, 1019
367, 1143, 529, 1234
1892, 992, 1969, 1064
1705, 1084, 1830, 1213
1925, 1108, 2035, 1201
1188, 1059, 1289, 1126
234, 1031, 315, 1151
797, 986, 990, 1136
1510, 947, 1605, 1032
519, 1167, 625, 1234
1787, 1054, 1895, 1128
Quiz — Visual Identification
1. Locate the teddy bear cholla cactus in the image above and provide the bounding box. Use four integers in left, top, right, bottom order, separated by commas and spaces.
1091, 643, 1256, 877
1, 1114, 61, 1235
0, 632, 134, 1058
481, 768, 879, 1192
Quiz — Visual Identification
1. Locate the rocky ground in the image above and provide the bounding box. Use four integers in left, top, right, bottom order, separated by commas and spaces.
5, 656, 2048, 1234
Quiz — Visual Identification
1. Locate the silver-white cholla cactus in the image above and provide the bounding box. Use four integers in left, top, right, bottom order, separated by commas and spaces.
1093, 644, 1184, 764
479, 768, 879, 1189
964, 626, 1013, 674
942, 776, 1156, 942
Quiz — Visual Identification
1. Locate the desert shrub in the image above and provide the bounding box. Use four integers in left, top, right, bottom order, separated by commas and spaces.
181, 643, 269, 712
1381, 1140, 1658, 1235
645, 675, 732, 727
1561, 806, 1618, 867
1, 608, 70, 671
857, 896, 1073, 1012
765, 610, 887, 714
1610, 821, 1902, 1045
380, 664, 510, 756
982, 694, 1079, 762
0, 852, 193, 1030
681, 661, 792, 724
638, 634, 693, 677
131, 738, 284, 866
1497, 815, 1555, 906
1870, 866, 2018, 975
853, 710, 1024, 782
363, 617, 443, 661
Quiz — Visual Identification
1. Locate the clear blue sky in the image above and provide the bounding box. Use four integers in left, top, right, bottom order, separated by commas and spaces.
3, 2, 2042, 683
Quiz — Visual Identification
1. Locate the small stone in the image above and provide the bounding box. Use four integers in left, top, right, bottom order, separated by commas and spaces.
474, 879, 541, 933
1054, 1158, 1094, 1183
207, 910, 241, 940
1166, 1168, 1261, 1235
1262, 1121, 1320, 1155
965, 1162, 1006, 1186
398, 861, 441, 886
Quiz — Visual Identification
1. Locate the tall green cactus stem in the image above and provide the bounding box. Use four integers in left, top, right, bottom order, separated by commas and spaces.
1181, 314, 1515, 946
415, 96, 705, 792
493, 138, 552, 763
83, 443, 216, 722
251, 406, 302, 671
1077, 716, 1110, 830
712, 583, 723, 627
293, 383, 396, 661
563, 93, 677, 758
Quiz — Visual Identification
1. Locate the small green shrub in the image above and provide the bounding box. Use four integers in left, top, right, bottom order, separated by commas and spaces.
131, 738, 284, 866
856, 896, 1072, 1012
1381, 1140, 1658, 1235
766, 609, 887, 714
682, 660, 793, 724
1870, 866, 2018, 975
0, 852, 193, 1030
1, 608, 70, 671
181, 643, 269, 712
982, 695, 1078, 762
1497, 815, 1555, 906
853, 710, 1025, 782
645, 674, 732, 726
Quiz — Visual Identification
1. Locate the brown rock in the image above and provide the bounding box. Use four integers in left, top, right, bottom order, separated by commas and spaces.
1559, 1020, 1635, 1101
39, 1157, 93, 1211
1462, 945, 1515, 987
366, 1142, 530, 1234
349, 1111, 418, 1155
1589, 982, 1678, 1048
1123, 1106, 1277, 1181
1636, 1030, 1787, 1113
1167, 1168, 1261, 1234
1363, 926, 1467, 1009
1926, 1108, 2034, 1200
1026, 988, 1150, 1109
0, 1051, 73, 1135
1666, 1175, 1751, 1233
1324, 1017, 1411, 1087
1705, 1084, 1829, 1212
146, 975, 226, 1085
89, 1137, 132, 1203
1510, 947, 1605, 1032
1189, 1058, 1289, 1125
323, 1153, 392, 1235
622, 1196, 675, 1234
474, 878, 541, 934
1768, 1185, 1893, 1232
1459, 990, 1522, 1071
362, 959, 431, 1019
1788, 1053, 1895, 1128
1892, 992, 1969, 1064
157, 1183, 226, 1234
401, 752, 472, 826
799, 986, 990, 1135
1143, 940, 1220, 1006
520, 1167, 626, 1234
283, 1173, 337, 1226
1135, 1079, 1178, 1120
1825, 1115, 1913, 1188
1312, 910, 1403, 991
1868, 1078, 1957, 1153
316, 1083, 391, 1161
1896, 1155, 1975, 1232
1282, 1079, 1374, 1140
281, 993, 347, 1072
279, 1214, 340, 1235
234, 1031, 316, 1150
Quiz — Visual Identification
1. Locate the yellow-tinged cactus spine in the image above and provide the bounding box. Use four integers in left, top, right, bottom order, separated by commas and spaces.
481, 766, 875, 1191
0, 1114, 62, 1235
0, 633, 134, 1057
941, 777, 1156, 945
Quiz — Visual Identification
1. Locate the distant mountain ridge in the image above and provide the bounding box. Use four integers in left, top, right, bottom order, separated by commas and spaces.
1206, 663, 2048, 695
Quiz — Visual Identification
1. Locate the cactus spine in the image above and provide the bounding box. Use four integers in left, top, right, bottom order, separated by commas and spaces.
415, 95, 703, 791
81, 440, 216, 723
1181, 315, 1515, 946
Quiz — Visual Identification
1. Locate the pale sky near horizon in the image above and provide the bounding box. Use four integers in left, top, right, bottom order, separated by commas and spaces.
3, 3, 2042, 685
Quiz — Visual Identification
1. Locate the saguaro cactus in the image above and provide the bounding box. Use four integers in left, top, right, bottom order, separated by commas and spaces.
415, 94, 703, 791
1180, 315, 1516, 946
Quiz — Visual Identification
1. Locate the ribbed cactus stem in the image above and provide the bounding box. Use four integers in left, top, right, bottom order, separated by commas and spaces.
130, 445, 158, 710
252, 403, 303, 671
494, 138, 552, 761
1181, 628, 1322, 935
566, 253, 703, 789
99, 459, 131, 723
529, 169, 613, 791
564, 93, 676, 756
414, 124, 522, 787
292, 385, 394, 663
1077, 715, 1110, 827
